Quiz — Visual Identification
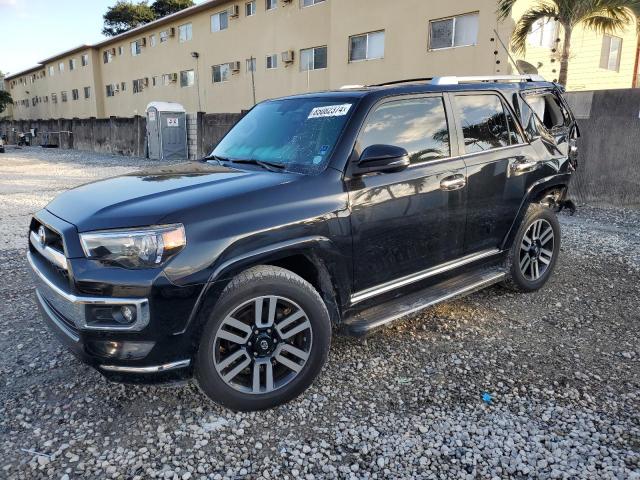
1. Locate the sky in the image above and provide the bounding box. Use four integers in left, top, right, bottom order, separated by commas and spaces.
0, 0, 202, 76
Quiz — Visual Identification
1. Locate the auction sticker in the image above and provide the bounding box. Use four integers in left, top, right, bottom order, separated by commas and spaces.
308, 104, 352, 119
167, 117, 179, 127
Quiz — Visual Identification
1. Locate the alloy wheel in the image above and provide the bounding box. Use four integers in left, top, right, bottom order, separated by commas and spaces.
213, 296, 313, 394
519, 218, 554, 281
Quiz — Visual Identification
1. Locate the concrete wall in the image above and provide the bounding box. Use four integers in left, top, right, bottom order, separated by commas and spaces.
565, 89, 640, 207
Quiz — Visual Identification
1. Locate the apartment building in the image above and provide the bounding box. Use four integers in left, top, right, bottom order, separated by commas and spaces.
4, 0, 639, 121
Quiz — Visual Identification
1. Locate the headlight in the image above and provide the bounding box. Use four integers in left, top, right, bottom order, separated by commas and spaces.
80, 224, 186, 269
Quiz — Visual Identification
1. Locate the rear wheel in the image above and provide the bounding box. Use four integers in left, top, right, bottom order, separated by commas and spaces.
504, 204, 561, 292
195, 265, 331, 411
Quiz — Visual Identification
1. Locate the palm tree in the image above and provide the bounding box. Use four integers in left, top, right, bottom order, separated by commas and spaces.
498, 0, 640, 86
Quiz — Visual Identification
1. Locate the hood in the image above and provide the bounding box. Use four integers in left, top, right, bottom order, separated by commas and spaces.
46, 162, 298, 232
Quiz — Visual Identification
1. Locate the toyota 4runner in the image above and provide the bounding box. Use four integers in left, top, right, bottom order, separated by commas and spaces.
28, 75, 578, 410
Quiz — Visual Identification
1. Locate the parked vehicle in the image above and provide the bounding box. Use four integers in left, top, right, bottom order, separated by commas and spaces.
28, 75, 578, 410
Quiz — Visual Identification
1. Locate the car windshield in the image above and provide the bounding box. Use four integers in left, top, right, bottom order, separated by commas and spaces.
209, 97, 357, 174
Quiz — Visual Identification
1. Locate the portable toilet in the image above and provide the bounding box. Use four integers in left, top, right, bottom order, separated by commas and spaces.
146, 102, 188, 160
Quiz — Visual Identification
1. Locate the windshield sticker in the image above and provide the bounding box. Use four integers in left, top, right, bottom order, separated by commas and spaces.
319, 145, 330, 155
308, 104, 352, 119
312, 156, 323, 165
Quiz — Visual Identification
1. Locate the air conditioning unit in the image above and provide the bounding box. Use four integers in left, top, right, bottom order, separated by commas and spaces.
169, 27, 176, 37
228, 4, 239, 17
230, 61, 241, 72
281, 50, 295, 64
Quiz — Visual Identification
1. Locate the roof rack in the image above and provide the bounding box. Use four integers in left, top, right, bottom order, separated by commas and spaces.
430, 75, 546, 85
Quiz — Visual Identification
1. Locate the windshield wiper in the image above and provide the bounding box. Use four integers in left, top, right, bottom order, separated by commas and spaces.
202, 154, 230, 164
228, 158, 287, 172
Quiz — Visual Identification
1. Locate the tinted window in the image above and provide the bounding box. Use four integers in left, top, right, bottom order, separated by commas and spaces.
360, 97, 450, 164
456, 95, 521, 154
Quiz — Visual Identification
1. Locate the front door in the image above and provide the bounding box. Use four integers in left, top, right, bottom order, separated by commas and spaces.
348, 95, 467, 293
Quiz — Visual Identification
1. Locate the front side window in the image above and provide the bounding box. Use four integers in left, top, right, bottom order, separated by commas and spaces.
300, 46, 327, 71
179, 23, 192, 42
246, 1, 256, 16
524, 92, 569, 131
211, 97, 356, 174
429, 12, 479, 50
266, 54, 278, 69
349, 30, 385, 62
528, 18, 558, 48
454, 94, 523, 154
359, 97, 450, 164
212, 63, 231, 83
266, 0, 277, 11
211, 11, 228, 31
180, 69, 195, 87
601, 35, 622, 71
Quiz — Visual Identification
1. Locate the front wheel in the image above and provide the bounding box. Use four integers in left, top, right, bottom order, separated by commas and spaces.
195, 265, 331, 411
504, 204, 561, 292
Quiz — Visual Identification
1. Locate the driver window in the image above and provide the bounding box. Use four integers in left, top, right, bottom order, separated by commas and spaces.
525, 93, 569, 131
358, 97, 451, 164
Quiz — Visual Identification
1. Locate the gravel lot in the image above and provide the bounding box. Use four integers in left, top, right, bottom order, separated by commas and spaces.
0, 147, 638, 479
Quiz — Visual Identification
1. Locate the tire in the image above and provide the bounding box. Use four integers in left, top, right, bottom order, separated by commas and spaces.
195, 265, 331, 411
503, 203, 561, 292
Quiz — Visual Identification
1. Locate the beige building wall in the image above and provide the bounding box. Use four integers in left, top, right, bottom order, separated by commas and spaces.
4, 0, 639, 121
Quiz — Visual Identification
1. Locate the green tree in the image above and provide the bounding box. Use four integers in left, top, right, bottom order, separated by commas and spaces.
151, 0, 194, 17
498, 0, 640, 86
0, 90, 13, 114
102, 1, 156, 36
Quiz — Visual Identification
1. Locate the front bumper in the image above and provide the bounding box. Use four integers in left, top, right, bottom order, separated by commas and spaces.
28, 247, 198, 384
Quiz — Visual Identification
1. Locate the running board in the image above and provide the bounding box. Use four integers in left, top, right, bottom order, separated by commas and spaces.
341, 268, 506, 337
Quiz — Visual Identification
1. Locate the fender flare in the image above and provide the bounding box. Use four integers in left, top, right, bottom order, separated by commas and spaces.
178, 236, 347, 335
500, 173, 572, 250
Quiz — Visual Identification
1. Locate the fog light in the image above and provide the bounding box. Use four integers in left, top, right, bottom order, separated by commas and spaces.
109, 305, 137, 325
87, 340, 155, 359
120, 305, 136, 323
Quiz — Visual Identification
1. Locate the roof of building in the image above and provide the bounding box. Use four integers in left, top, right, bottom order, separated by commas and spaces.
4, 0, 229, 82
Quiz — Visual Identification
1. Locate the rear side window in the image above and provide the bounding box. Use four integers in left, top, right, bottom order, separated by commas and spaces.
359, 97, 450, 164
455, 94, 523, 154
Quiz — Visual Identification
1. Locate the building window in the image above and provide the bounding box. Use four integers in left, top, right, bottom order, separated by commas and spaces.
61, 91, 68, 102
59, 62, 65, 72
121, 81, 127, 92
106, 85, 115, 97
150, 34, 157, 47
360, 97, 450, 164
48, 66, 55, 76
528, 18, 558, 48
211, 11, 228, 31
180, 69, 195, 87
212, 63, 231, 83
160, 30, 169, 43
162, 73, 176, 85
601, 35, 622, 71
246, 1, 256, 16
118, 46, 124, 55
72, 89, 79, 100
349, 30, 385, 62
131, 41, 142, 56
69, 58, 77, 70
152, 75, 158, 87
84, 86, 91, 99
81, 54, 89, 66
301, 0, 325, 6
103, 50, 114, 63
133, 79, 145, 93
300, 46, 327, 71
266, 53, 278, 69
179, 23, 192, 42
429, 12, 479, 50
266, 0, 276, 11
246, 58, 256, 73
51, 93, 57, 104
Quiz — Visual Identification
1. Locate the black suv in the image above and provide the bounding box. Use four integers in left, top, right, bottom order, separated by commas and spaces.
28, 75, 578, 410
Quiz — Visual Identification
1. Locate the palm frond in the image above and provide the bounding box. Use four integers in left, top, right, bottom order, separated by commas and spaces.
581, 14, 628, 32
497, 0, 519, 20
510, 4, 560, 55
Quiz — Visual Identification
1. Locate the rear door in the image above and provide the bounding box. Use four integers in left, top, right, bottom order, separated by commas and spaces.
348, 94, 467, 293
451, 92, 538, 254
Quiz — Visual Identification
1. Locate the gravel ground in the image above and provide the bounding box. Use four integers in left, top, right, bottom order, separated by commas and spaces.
0, 147, 638, 479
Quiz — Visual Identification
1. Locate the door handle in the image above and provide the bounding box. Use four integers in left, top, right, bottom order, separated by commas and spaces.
440, 174, 466, 191
511, 159, 539, 175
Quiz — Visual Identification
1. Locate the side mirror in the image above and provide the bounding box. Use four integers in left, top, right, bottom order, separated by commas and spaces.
353, 144, 410, 176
